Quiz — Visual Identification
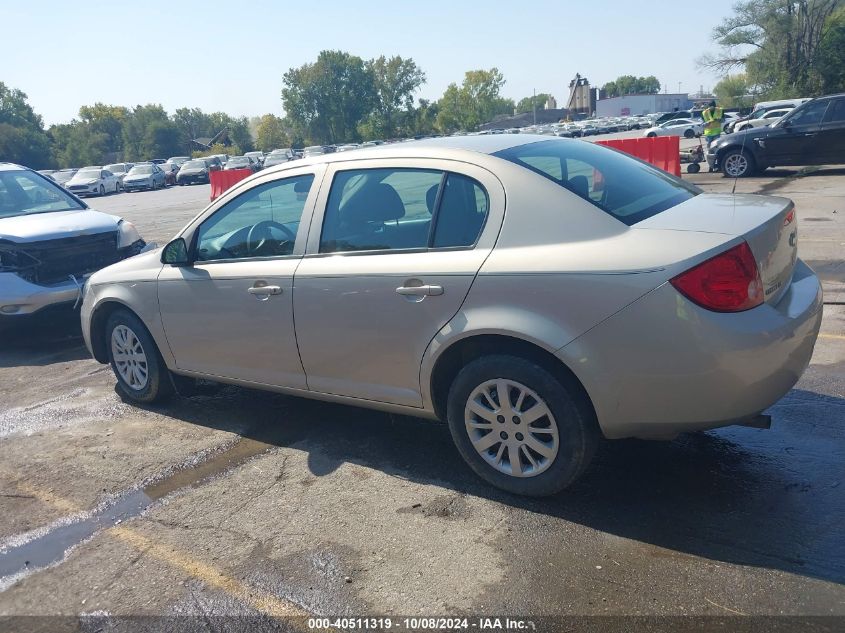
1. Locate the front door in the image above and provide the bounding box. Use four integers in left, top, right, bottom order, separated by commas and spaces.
157, 171, 318, 388
764, 99, 830, 166
294, 160, 504, 407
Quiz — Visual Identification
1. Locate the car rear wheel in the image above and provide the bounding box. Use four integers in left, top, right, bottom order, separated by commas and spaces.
106, 309, 173, 404
446, 355, 598, 496
721, 148, 756, 178
647, 132, 657, 137
684, 128, 695, 138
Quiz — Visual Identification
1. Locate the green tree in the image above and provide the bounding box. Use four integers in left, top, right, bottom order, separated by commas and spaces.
123, 104, 172, 160
713, 73, 752, 107
255, 114, 289, 151
367, 55, 426, 139
0, 82, 52, 168
436, 68, 514, 133
173, 107, 212, 154
817, 6, 845, 93
516, 93, 552, 114
700, 0, 844, 97
142, 120, 182, 158
78, 103, 128, 156
227, 116, 254, 153
282, 50, 377, 143
601, 75, 661, 97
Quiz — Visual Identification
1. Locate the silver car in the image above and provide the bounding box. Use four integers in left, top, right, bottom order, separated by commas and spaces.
0, 163, 149, 322
81, 136, 822, 496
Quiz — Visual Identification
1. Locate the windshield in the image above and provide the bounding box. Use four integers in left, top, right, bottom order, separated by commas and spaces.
0, 170, 86, 218
128, 165, 153, 175
494, 139, 699, 226
183, 161, 206, 169
105, 164, 125, 172
76, 169, 101, 179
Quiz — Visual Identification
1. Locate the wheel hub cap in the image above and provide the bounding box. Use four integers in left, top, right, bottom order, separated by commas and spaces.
111, 325, 148, 390
464, 379, 559, 478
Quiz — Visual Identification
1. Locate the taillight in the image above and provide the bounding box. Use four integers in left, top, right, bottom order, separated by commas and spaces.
670, 241, 764, 312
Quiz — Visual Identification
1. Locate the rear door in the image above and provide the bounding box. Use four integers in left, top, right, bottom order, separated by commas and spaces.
818, 97, 845, 165
293, 158, 505, 407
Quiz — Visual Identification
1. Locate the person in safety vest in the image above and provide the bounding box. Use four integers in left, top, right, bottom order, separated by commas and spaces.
701, 100, 724, 149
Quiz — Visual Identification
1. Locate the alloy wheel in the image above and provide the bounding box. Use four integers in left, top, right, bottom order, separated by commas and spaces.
464, 379, 559, 478
111, 325, 149, 391
723, 153, 749, 177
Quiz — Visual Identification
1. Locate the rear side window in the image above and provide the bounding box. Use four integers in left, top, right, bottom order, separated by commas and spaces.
493, 139, 699, 226
319, 168, 488, 253
823, 98, 845, 124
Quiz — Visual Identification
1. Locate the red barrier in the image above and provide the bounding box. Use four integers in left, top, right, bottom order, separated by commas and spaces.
596, 136, 681, 177
209, 169, 253, 201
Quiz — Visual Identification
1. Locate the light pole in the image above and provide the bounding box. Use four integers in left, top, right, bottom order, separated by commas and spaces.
533, 88, 537, 126
678, 81, 682, 95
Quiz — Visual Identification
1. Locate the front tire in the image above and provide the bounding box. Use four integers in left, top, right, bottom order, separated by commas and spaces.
647, 132, 657, 137
721, 148, 756, 178
99, 184, 105, 196
446, 355, 598, 496
106, 309, 173, 404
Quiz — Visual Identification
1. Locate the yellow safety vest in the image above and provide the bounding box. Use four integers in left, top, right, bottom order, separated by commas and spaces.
702, 107, 723, 136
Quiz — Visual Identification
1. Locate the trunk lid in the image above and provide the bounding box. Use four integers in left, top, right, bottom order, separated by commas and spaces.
635, 193, 798, 305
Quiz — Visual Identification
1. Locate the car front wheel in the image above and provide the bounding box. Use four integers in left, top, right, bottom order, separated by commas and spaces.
446, 355, 598, 496
721, 148, 756, 178
106, 309, 173, 404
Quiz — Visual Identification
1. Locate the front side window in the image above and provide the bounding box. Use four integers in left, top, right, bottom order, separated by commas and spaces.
319, 168, 489, 254
195, 174, 314, 262
494, 139, 699, 226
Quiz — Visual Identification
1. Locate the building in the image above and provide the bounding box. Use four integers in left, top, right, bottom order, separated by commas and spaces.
545, 95, 557, 110
566, 73, 595, 115
596, 93, 693, 117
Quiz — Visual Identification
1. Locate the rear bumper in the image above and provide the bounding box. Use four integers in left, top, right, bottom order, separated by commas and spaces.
557, 259, 823, 439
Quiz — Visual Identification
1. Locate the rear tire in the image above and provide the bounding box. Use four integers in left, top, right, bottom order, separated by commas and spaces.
106, 309, 173, 404
687, 162, 701, 173
647, 132, 657, 137
721, 148, 756, 178
446, 355, 599, 496
684, 128, 695, 138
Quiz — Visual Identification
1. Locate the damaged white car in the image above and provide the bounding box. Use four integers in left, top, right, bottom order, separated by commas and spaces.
0, 163, 151, 323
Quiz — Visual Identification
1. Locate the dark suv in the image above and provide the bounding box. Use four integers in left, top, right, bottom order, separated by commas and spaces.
708, 93, 845, 177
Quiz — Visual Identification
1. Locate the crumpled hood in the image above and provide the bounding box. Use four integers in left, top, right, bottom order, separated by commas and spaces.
0, 209, 120, 243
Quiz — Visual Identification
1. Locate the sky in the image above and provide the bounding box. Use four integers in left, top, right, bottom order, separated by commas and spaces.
2, 0, 738, 126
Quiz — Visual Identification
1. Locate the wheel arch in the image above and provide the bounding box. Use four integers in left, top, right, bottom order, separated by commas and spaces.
427, 333, 597, 427
88, 299, 143, 363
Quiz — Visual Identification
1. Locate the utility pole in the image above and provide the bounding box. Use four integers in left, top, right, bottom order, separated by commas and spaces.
678, 81, 682, 95
533, 88, 537, 126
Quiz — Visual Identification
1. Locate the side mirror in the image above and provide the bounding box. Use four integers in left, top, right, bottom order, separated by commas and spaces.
161, 238, 190, 266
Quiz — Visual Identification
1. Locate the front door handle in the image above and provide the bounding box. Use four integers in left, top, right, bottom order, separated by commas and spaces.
248, 285, 282, 296
395, 284, 443, 297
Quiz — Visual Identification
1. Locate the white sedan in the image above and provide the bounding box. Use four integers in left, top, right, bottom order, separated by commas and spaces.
733, 108, 794, 132
643, 118, 703, 139
65, 167, 120, 197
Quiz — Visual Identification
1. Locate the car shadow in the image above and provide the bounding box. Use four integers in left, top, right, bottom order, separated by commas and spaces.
132, 383, 845, 586
0, 306, 89, 368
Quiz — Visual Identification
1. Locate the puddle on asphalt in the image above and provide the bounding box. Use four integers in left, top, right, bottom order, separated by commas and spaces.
0, 436, 275, 587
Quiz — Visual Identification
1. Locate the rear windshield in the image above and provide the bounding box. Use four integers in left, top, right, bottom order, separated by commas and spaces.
493, 139, 699, 226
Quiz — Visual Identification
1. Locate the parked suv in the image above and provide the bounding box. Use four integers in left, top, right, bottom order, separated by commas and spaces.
708, 93, 845, 177
0, 163, 149, 323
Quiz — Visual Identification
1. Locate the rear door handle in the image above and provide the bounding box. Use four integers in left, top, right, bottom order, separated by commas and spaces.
396, 284, 443, 297
248, 285, 282, 296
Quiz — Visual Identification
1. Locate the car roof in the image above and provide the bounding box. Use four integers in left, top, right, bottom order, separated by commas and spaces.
255, 134, 578, 179
0, 162, 29, 172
